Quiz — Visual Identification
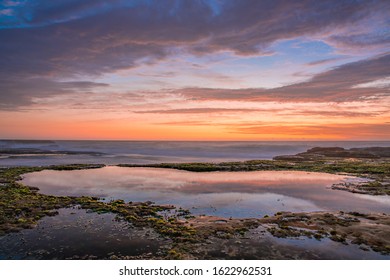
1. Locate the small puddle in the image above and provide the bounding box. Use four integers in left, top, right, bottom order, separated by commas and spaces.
0, 207, 168, 260
205, 226, 390, 260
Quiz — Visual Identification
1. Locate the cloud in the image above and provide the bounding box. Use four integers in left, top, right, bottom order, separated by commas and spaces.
232, 123, 390, 139
189, 0, 389, 55
154, 120, 215, 126
152, 104, 390, 127
305, 57, 344, 66
0, 78, 109, 109
179, 53, 390, 102
1, 0, 389, 108
135, 71, 177, 78
1, 0, 389, 76
59, 81, 109, 88
134, 107, 264, 114
290, 109, 384, 118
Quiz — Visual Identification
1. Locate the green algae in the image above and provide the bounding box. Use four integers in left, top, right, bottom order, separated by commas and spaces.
119, 159, 389, 176
261, 211, 390, 254
1, 158, 390, 259
0, 164, 199, 249
0, 164, 105, 235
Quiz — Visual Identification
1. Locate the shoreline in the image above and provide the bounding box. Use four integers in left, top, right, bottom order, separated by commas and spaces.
1, 147, 389, 259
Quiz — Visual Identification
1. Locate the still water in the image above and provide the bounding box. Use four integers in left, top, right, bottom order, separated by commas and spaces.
21, 167, 390, 218
0, 207, 167, 260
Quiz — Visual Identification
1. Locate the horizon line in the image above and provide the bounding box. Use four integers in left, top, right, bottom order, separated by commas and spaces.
1, 138, 390, 142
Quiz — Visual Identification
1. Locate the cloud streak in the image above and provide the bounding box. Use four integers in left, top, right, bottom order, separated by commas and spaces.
134, 108, 264, 114
233, 123, 390, 140
305, 57, 345, 66
179, 53, 390, 102
0, 78, 109, 109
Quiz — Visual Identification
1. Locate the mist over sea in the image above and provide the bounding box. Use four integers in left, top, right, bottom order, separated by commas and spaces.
1, 140, 390, 167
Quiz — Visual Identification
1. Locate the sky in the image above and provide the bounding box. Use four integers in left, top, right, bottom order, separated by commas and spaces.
0, 0, 389, 140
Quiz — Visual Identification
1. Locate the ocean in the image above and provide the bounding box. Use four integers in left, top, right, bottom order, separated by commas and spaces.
1, 140, 389, 166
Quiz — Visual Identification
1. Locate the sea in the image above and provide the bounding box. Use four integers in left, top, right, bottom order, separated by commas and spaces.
1, 140, 389, 166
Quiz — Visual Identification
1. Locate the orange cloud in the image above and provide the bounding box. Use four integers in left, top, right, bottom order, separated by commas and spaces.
232, 123, 390, 140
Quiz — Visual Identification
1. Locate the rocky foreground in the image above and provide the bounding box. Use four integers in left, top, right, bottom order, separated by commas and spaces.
274, 147, 390, 160
1, 147, 389, 259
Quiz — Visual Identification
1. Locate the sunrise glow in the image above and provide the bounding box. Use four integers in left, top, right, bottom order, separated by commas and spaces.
1, 1, 389, 140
